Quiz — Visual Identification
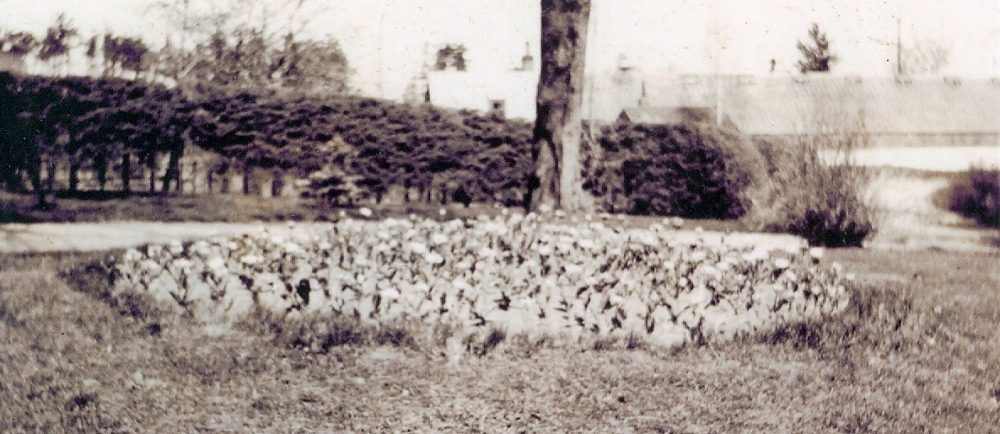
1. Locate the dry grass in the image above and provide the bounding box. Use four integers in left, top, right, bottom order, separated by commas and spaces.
0, 249, 997, 432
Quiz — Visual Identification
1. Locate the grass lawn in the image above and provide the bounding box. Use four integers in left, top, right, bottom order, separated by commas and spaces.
0, 190, 747, 233
1, 248, 997, 432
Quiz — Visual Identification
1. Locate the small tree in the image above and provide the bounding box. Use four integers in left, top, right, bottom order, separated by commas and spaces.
38, 14, 79, 75
797, 23, 836, 73
103, 35, 150, 78
434, 44, 467, 71
900, 39, 950, 76
2, 31, 37, 56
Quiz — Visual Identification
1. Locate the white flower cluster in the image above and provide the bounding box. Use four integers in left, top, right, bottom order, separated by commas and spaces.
112, 213, 849, 349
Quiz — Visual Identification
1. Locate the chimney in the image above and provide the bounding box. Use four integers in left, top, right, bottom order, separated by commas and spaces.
520, 41, 534, 71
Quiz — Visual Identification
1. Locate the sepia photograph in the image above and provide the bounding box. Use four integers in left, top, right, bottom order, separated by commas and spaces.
0, 0, 998, 432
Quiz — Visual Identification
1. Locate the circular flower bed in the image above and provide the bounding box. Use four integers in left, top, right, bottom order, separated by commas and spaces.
111, 212, 849, 349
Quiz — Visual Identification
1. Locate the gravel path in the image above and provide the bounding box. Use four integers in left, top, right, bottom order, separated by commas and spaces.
0, 221, 331, 254
0, 220, 808, 254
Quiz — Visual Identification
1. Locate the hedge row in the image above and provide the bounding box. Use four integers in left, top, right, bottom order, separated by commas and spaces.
1, 72, 757, 218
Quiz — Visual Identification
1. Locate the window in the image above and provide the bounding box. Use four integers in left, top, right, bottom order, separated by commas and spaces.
489, 99, 506, 116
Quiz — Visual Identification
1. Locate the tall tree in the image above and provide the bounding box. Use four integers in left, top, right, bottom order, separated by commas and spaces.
797, 23, 836, 73
149, 0, 350, 93
38, 14, 78, 75
1, 31, 38, 56
102, 35, 150, 78
528, 0, 593, 211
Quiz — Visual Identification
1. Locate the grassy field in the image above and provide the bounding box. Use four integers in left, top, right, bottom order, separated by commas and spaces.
0, 191, 747, 233
1, 248, 997, 432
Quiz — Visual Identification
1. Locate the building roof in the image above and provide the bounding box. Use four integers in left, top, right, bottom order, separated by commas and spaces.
606, 75, 1000, 136
427, 70, 1000, 136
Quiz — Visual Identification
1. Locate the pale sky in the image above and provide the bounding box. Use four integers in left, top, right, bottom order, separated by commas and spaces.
2, 0, 998, 99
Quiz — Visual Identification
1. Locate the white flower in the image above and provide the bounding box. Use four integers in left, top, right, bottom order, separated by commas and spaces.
358, 207, 373, 217
408, 242, 428, 255
451, 277, 470, 290
809, 247, 825, 260
168, 240, 183, 255
380, 288, 401, 300
284, 242, 306, 257
773, 258, 791, 269
537, 244, 553, 257
240, 254, 263, 266
554, 209, 566, 218
430, 233, 449, 245
743, 248, 770, 262
671, 217, 684, 228
690, 251, 707, 262
439, 208, 448, 216
577, 239, 595, 250
563, 264, 583, 277
425, 252, 444, 265
338, 210, 347, 218
123, 248, 142, 262
206, 256, 226, 271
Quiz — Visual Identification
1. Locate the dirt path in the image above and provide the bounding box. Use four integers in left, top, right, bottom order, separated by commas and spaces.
0, 221, 333, 254
864, 171, 998, 253
0, 220, 809, 255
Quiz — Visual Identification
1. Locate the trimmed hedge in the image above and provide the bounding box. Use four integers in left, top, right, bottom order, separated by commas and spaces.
3, 73, 761, 219
585, 122, 764, 218
946, 167, 999, 228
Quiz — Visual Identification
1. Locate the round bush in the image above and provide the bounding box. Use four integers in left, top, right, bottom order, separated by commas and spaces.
585, 122, 765, 218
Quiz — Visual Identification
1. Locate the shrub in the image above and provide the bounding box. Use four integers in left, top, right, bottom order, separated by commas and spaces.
747, 133, 875, 247
945, 166, 999, 228
585, 122, 765, 218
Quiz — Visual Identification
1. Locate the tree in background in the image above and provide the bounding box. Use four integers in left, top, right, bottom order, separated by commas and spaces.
796, 23, 836, 73
150, 0, 351, 93
37, 14, 78, 76
102, 35, 150, 79
1, 31, 38, 56
434, 44, 467, 71
528, 0, 593, 211
900, 39, 950, 76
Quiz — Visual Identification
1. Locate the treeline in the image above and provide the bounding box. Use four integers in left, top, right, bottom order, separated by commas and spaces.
1, 72, 758, 218
0, 72, 537, 207
0, 73, 191, 206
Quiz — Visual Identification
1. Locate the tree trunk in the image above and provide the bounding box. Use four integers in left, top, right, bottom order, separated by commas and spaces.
121, 154, 131, 194
148, 156, 157, 193
528, 0, 593, 212
27, 156, 47, 208
162, 147, 183, 194
46, 159, 57, 194
68, 159, 79, 193
243, 166, 252, 195
97, 157, 108, 192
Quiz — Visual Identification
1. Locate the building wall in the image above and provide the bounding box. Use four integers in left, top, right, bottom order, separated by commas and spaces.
427, 70, 1000, 146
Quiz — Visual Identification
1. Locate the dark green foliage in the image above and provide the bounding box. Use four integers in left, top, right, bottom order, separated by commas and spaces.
946, 167, 999, 228
797, 23, 836, 73
188, 89, 535, 205
0, 72, 189, 198
747, 135, 874, 247
586, 122, 763, 218
3, 73, 767, 215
